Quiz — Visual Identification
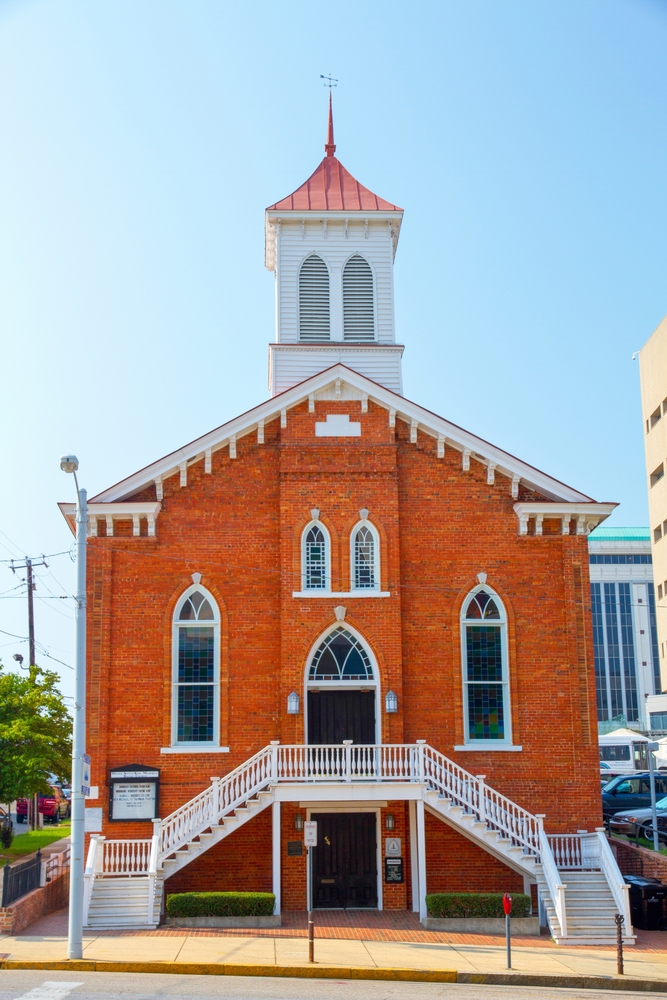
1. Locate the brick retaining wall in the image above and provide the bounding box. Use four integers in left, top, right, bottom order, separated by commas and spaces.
0, 868, 69, 935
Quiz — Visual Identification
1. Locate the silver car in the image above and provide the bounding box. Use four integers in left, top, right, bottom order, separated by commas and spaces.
610, 794, 667, 843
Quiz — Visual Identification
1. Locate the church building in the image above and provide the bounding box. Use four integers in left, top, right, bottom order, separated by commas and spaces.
61, 100, 631, 945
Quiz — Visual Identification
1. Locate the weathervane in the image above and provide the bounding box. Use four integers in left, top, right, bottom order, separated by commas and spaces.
320, 74, 338, 90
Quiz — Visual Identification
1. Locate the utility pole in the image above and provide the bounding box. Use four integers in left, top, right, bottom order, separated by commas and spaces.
10, 556, 48, 666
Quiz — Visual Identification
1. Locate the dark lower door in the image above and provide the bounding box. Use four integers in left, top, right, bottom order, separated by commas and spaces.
311, 813, 377, 908
307, 691, 375, 744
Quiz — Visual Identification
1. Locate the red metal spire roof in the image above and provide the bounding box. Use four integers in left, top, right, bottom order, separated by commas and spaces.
266, 97, 402, 213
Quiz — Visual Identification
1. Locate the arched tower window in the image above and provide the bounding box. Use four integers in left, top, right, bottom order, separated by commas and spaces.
351, 521, 379, 591
302, 521, 330, 591
172, 587, 220, 746
461, 588, 510, 745
343, 255, 374, 341
299, 254, 330, 342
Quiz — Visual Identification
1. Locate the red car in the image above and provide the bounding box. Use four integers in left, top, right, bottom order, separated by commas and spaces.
16, 787, 69, 824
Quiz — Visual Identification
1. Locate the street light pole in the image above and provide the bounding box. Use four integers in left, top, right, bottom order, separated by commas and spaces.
60, 455, 87, 960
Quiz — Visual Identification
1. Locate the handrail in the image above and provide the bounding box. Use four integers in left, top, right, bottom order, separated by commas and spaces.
596, 828, 632, 932
157, 744, 274, 862
540, 830, 567, 939
420, 743, 541, 858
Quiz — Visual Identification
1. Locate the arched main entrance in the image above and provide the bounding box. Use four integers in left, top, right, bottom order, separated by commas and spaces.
305, 626, 378, 745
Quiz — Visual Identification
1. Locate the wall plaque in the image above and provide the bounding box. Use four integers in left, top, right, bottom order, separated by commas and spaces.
384, 857, 404, 883
109, 764, 160, 821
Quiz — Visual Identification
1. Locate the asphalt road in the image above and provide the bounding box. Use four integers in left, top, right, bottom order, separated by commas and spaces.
0, 971, 663, 1000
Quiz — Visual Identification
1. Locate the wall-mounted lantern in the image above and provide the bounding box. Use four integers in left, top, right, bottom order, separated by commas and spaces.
385, 813, 396, 830
287, 691, 300, 714
385, 690, 398, 714
294, 813, 304, 831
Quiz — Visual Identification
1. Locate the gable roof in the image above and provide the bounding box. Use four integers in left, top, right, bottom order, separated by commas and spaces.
87, 365, 601, 505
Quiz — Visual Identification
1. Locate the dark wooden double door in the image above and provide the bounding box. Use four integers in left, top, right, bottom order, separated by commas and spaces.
307, 691, 375, 745
311, 812, 378, 909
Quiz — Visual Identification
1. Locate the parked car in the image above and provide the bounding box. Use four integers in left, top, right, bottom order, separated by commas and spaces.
16, 785, 69, 824
602, 772, 667, 817
610, 796, 667, 844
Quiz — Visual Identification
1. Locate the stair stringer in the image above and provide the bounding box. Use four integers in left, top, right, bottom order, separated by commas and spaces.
423, 798, 538, 881
160, 788, 276, 879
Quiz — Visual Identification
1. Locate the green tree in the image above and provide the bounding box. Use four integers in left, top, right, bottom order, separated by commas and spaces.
0, 661, 72, 803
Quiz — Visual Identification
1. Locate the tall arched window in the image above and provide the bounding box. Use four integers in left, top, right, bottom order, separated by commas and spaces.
299, 254, 330, 341
302, 521, 330, 591
172, 587, 220, 746
308, 627, 374, 682
351, 521, 380, 591
343, 255, 374, 341
461, 588, 510, 745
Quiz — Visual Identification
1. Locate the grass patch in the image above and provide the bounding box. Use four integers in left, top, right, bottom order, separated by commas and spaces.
0, 823, 71, 860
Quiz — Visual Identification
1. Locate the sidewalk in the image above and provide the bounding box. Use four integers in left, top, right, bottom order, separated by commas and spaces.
4, 909, 667, 983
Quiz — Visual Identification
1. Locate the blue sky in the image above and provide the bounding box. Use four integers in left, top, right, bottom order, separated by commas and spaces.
1, 0, 666, 699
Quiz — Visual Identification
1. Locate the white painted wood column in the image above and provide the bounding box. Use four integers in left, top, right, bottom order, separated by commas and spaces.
409, 799, 419, 912
272, 800, 281, 915
416, 798, 427, 921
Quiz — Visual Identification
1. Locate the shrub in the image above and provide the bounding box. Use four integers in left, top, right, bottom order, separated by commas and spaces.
425, 892, 531, 919
166, 891, 275, 918
1, 822, 13, 849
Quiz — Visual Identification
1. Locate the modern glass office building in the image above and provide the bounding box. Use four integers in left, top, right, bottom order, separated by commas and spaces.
588, 526, 660, 730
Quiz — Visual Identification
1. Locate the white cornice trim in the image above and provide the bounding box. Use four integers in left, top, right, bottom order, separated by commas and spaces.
88, 365, 602, 505
59, 501, 161, 537
513, 502, 617, 537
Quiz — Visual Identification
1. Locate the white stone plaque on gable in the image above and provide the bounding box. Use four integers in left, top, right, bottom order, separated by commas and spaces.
315, 414, 361, 437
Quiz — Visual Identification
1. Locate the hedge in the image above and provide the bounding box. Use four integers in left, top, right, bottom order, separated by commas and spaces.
425, 892, 531, 919
166, 891, 276, 917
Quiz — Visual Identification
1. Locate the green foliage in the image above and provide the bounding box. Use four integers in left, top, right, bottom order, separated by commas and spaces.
0, 662, 72, 803
426, 892, 531, 919
166, 892, 275, 917
3, 824, 70, 858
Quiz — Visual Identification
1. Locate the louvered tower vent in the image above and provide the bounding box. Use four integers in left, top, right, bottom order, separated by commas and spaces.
343, 255, 375, 341
299, 255, 330, 341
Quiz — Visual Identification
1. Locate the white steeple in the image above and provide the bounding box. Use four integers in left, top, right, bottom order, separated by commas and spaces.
265, 96, 404, 396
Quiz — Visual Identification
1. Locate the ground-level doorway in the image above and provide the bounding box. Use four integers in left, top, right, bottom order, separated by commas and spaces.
307, 690, 375, 744
310, 812, 378, 909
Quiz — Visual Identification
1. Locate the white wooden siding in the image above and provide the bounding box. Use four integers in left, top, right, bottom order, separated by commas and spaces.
269, 344, 403, 395
276, 220, 395, 346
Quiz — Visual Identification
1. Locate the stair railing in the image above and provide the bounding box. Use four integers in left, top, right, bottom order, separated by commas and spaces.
539, 829, 567, 939
157, 744, 274, 862
420, 743, 541, 858
596, 828, 632, 932
82, 834, 103, 926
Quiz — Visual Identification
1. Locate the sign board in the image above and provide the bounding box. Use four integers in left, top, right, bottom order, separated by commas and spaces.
109, 764, 160, 821
384, 857, 404, 883
287, 840, 303, 857
385, 837, 402, 857
304, 820, 318, 847
82, 753, 91, 796
84, 807, 103, 833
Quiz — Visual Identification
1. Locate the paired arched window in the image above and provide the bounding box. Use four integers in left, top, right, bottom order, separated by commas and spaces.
309, 626, 374, 681
461, 588, 510, 744
351, 521, 379, 591
172, 587, 220, 746
303, 521, 329, 590
299, 254, 330, 342
343, 255, 375, 341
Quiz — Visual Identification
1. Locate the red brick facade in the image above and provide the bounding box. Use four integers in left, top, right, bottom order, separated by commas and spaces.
80, 387, 603, 910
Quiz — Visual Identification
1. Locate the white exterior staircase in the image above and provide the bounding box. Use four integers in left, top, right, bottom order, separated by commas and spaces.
83, 742, 633, 944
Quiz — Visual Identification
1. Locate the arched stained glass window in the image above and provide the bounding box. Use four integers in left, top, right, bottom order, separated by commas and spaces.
309, 627, 374, 681
299, 254, 330, 341
352, 523, 378, 590
173, 588, 220, 746
343, 255, 374, 341
303, 523, 328, 590
462, 588, 509, 744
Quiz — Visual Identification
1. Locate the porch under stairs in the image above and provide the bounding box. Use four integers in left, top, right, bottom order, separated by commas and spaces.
83, 742, 633, 944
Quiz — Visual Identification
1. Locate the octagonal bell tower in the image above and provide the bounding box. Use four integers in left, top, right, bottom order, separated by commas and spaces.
265, 97, 404, 396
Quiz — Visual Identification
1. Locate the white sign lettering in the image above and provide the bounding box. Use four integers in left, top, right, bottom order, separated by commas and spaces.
111, 781, 156, 820
304, 820, 318, 847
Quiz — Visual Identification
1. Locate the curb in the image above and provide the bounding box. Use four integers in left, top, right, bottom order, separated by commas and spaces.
2, 959, 667, 992
0, 960, 456, 982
